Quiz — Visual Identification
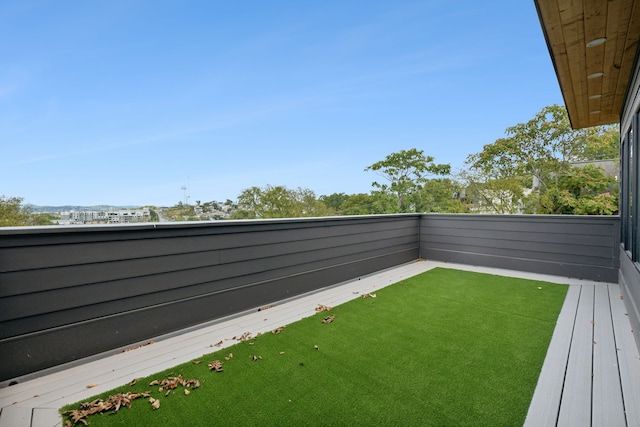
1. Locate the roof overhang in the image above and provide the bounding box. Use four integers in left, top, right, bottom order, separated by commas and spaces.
534, 0, 640, 129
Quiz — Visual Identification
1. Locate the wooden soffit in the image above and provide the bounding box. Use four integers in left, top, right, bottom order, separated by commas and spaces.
535, 0, 640, 128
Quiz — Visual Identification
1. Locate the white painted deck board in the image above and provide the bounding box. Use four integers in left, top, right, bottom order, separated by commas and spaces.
30, 408, 59, 427
524, 285, 580, 427
592, 285, 626, 426
557, 285, 594, 427
0, 406, 32, 427
609, 284, 640, 425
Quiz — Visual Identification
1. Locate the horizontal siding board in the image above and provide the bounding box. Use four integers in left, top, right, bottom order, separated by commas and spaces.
422, 248, 618, 283
0, 226, 417, 297
421, 215, 619, 282
0, 236, 418, 324
0, 215, 419, 243
422, 214, 618, 235
421, 240, 614, 268
423, 234, 614, 260
0, 250, 414, 380
0, 217, 418, 272
422, 226, 615, 247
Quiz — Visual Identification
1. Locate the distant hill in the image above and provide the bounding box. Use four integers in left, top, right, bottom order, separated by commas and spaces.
25, 205, 140, 213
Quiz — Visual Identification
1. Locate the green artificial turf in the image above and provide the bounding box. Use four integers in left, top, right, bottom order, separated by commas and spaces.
61, 268, 568, 426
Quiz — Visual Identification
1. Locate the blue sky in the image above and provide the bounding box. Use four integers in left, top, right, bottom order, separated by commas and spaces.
1, 1, 564, 207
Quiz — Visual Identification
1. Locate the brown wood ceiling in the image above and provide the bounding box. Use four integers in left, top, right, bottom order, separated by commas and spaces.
535, 0, 640, 129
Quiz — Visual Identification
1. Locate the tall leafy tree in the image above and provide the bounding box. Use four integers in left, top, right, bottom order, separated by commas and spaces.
364, 148, 450, 213
465, 105, 619, 214
0, 196, 30, 227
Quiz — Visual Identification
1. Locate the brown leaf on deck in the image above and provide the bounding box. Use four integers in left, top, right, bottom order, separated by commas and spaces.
237, 332, 252, 341
271, 326, 286, 334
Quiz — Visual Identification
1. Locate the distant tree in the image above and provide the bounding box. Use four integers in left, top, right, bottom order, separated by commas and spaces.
575, 126, 620, 160
231, 185, 335, 219
365, 148, 450, 212
418, 178, 470, 213
319, 193, 351, 212
0, 196, 30, 227
27, 213, 58, 226
465, 104, 619, 215
463, 173, 531, 214
538, 164, 618, 215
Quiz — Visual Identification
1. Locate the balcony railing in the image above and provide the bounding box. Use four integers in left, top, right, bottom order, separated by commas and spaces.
0, 213, 621, 383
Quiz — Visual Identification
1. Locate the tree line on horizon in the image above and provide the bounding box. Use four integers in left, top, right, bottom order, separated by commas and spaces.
1, 104, 619, 226
228, 104, 619, 219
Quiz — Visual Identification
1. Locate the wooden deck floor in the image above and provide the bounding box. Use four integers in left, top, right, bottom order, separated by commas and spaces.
1, 261, 639, 427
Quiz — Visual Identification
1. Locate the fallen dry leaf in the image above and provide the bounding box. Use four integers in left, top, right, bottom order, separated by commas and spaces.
85, 383, 98, 389
362, 293, 376, 299
214, 340, 223, 347
193, 360, 202, 365
251, 355, 263, 361
121, 341, 156, 353
184, 389, 191, 395
64, 391, 150, 425
314, 345, 319, 350
224, 353, 234, 361
279, 351, 285, 355
151, 399, 160, 410
236, 332, 252, 341
322, 315, 336, 324
271, 326, 286, 334
315, 304, 332, 312
208, 360, 224, 372
129, 378, 137, 387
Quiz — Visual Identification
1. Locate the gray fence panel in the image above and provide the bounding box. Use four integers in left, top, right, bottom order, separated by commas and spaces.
0, 216, 420, 382
420, 214, 620, 282
0, 213, 623, 383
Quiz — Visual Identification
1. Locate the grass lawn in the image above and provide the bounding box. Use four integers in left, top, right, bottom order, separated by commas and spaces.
62, 268, 568, 426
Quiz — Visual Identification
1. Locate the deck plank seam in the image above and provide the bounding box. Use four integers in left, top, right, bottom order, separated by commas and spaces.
557, 285, 582, 427
589, 285, 595, 427
607, 284, 629, 427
